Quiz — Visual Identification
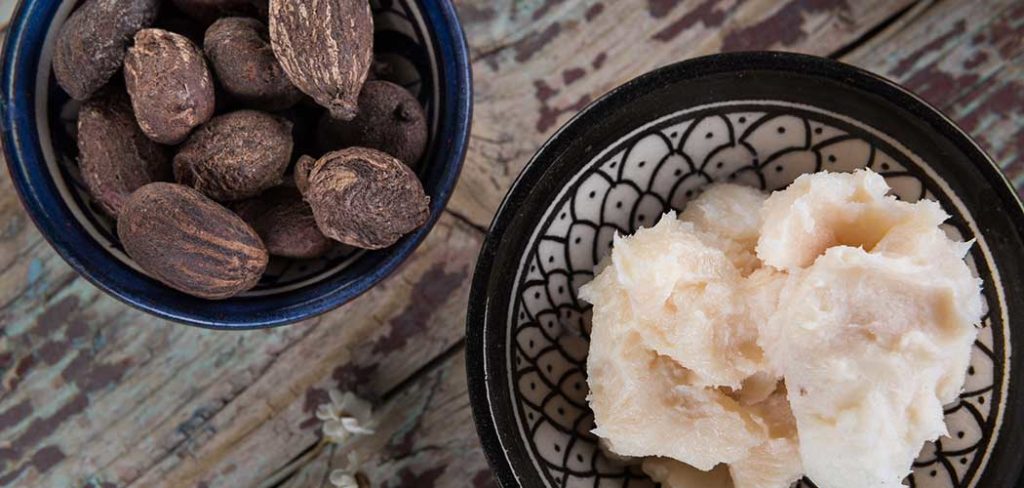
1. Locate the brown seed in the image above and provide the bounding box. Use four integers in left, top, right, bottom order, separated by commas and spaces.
317, 81, 428, 165
234, 186, 333, 259
117, 183, 268, 299
77, 88, 172, 218
204, 17, 302, 111
174, 110, 293, 201
294, 154, 316, 195
125, 28, 216, 144
305, 148, 429, 249
170, 0, 268, 24
268, 0, 374, 120
52, 0, 160, 101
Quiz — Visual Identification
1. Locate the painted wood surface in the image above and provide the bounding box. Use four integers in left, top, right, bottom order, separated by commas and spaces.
0, 0, 1021, 487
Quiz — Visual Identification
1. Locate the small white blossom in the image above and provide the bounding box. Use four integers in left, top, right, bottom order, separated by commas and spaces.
328, 471, 358, 488
316, 389, 375, 444
328, 452, 366, 488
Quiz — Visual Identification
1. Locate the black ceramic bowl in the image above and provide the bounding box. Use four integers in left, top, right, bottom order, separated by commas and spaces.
467, 52, 1024, 487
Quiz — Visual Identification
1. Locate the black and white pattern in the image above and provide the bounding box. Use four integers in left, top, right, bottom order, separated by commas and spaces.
505, 102, 1007, 488
40, 0, 438, 295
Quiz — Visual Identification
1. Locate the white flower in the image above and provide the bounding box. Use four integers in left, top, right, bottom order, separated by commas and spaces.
316, 389, 375, 444
328, 451, 367, 488
328, 471, 358, 488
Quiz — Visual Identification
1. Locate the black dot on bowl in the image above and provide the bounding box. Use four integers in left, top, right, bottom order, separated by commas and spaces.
638, 161, 646, 168
547, 364, 553, 373
828, 155, 837, 163
716, 161, 723, 169
961, 458, 968, 465
609, 162, 617, 168
574, 237, 581, 244
930, 470, 937, 477
670, 132, 678, 138
777, 126, 786, 134
560, 212, 566, 219
577, 454, 584, 463
548, 256, 554, 263
528, 413, 534, 420
557, 407, 564, 415
685, 190, 693, 198
548, 320, 555, 329
529, 340, 534, 348
739, 116, 747, 123
531, 265, 536, 272
574, 382, 581, 390
554, 444, 561, 453
589, 191, 596, 198
674, 169, 682, 176
775, 166, 783, 172
638, 215, 645, 222
814, 127, 823, 134
534, 292, 541, 299
705, 132, 713, 139
558, 286, 564, 293
520, 312, 525, 319
530, 382, 536, 391
881, 162, 891, 170
752, 158, 760, 165
615, 201, 622, 209
958, 431, 965, 438
969, 366, 975, 375
979, 396, 985, 405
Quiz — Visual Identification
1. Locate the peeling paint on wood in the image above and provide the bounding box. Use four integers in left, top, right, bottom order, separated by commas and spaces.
0, 1, 1021, 487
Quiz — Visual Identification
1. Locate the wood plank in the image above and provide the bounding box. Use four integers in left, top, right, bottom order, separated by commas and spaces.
0, 206, 480, 487
280, 347, 492, 488
447, 0, 919, 228
842, 0, 1024, 191
288, 2, 1024, 487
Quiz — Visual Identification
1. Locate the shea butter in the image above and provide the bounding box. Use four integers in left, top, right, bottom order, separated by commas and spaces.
582, 170, 983, 488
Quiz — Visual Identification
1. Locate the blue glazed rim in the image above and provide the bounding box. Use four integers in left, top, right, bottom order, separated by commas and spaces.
0, 0, 472, 329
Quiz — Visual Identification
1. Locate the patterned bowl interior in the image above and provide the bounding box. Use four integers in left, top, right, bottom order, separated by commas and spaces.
497, 101, 1009, 488
39, 0, 439, 296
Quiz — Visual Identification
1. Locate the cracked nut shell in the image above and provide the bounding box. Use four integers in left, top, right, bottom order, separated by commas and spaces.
293, 154, 315, 195
117, 182, 268, 299
268, 0, 373, 120
304, 147, 429, 249
234, 186, 333, 259
204, 17, 302, 110
77, 88, 172, 218
316, 80, 428, 165
53, 0, 160, 101
174, 110, 293, 201
125, 28, 216, 144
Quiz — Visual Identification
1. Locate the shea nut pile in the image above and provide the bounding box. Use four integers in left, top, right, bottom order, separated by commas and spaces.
54, 0, 431, 299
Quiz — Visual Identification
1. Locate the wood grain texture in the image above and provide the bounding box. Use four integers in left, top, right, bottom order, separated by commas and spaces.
0, 188, 479, 487
1, 0, 1023, 487
448, 0, 919, 227
293, 1, 1024, 485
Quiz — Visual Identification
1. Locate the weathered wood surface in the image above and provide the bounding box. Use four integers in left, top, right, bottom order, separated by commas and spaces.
0, 0, 1021, 487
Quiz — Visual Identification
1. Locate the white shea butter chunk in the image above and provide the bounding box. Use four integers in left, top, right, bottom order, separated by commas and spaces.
583, 170, 982, 488
760, 172, 983, 488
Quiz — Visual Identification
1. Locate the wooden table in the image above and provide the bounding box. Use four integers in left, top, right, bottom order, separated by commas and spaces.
0, 0, 1021, 486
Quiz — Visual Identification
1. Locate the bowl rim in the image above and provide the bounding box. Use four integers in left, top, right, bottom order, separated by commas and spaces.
465, 51, 1024, 487
0, 0, 473, 329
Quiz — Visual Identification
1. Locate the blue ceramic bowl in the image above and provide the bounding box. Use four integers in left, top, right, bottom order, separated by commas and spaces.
0, 0, 471, 328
